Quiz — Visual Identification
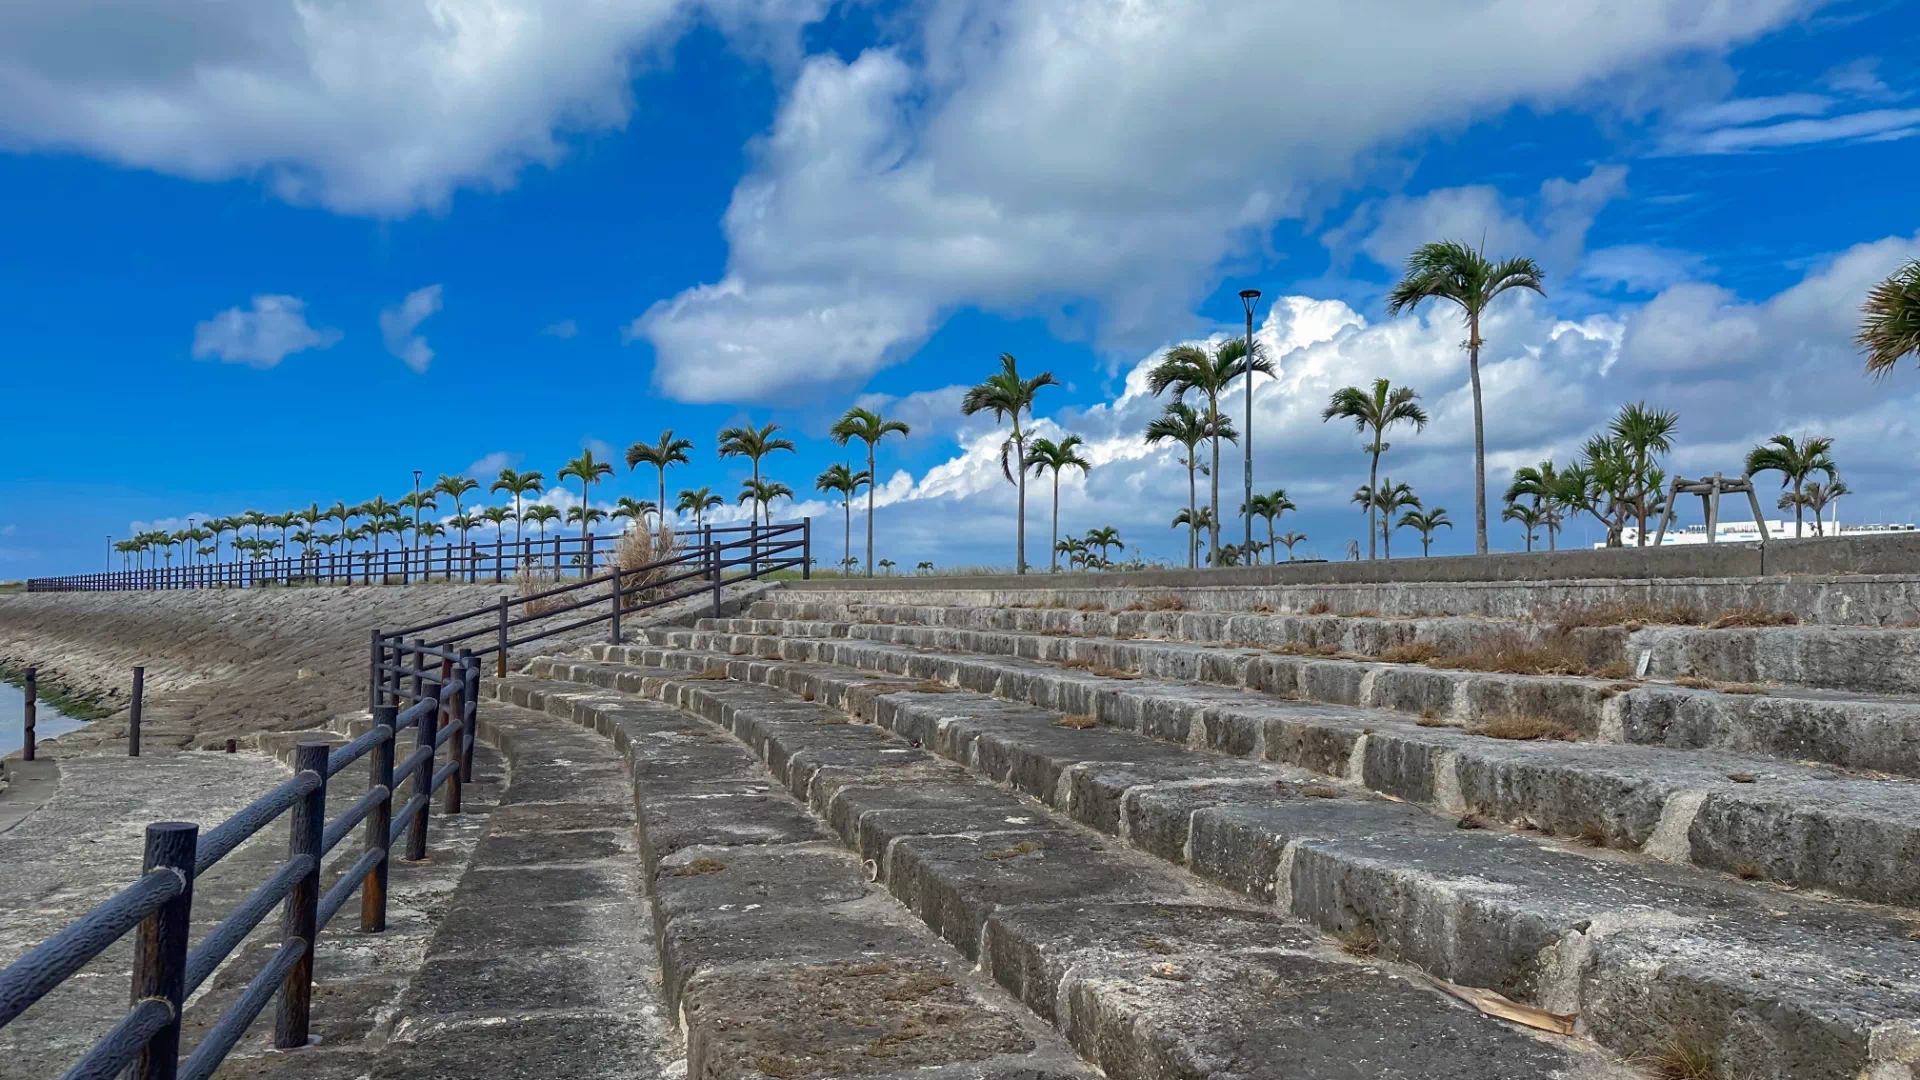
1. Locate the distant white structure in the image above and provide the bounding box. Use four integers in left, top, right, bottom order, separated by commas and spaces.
1607, 519, 1917, 547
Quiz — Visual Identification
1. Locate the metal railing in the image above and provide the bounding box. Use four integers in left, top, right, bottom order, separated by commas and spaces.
0, 658, 480, 1079
26, 524, 772, 592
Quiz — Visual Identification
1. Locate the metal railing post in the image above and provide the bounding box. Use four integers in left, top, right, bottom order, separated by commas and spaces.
129, 667, 145, 757
361, 705, 397, 933
803, 516, 812, 579
274, 742, 328, 1050
407, 682, 438, 862
441, 658, 461, 815
496, 596, 510, 677
709, 534, 721, 617
368, 631, 382, 713
610, 567, 623, 644
130, 821, 197, 1080
21, 667, 34, 762
410, 639, 425, 707
460, 651, 478, 784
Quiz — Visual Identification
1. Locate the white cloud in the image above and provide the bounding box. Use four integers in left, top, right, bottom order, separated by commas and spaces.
1579, 244, 1711, 293
127, 512, 219, 535
464, 451, 522, 480
637, 1, 1811, 402
0, 0, 829, 215
848, 385, 971, 441
1669, 107, 1920, 152
1659, 57, 1919, 154
1331, 166, 1628, 277
380, 284, 443, 373
542, 319, 579, 339
191, 295, 341, 368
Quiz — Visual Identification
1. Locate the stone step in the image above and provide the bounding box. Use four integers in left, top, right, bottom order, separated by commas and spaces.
481, 678, 1097, 1080
530, 649, 1920, 1080
746, 597, 1920, 695
695, 615, 1920, 780
499, 665, 1644, 1080
594, 633, 1920, 909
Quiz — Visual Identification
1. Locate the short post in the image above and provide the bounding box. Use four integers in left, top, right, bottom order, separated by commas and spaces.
493, 539, 503, 584
586, 534, 596, 578
496, 596, 510, 677
459, 651, 478, 784
21, 667, 35, 762
610, 567, 623, 644
130, 821, 198, 1080
709, 533, 721, 617
440, 657, 461, 815
802, 516, 812, 579
360, 705, 397, 933
274, 742, 328, 1050
129, 666, 145, 757
407, 682, 439, 862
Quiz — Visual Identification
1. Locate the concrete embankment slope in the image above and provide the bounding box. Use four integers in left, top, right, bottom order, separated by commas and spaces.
0, 584, 508, 754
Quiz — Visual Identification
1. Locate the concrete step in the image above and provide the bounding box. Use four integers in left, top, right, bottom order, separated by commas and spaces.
695, 615, 1920, 780
498, 665, 1644, 1080
595, 633, 1920, 910
480, 679, 1096, 1080
746, 597, 1920, 695
532, 650, 1920, 1080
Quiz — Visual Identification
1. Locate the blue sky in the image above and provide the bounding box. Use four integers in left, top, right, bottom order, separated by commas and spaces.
2, 0, 1918, 577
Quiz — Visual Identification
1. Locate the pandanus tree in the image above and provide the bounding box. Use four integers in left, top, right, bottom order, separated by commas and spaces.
491, 469, 545, 546
1025, 435, 1092, 573
1323, 378, 1428, 560
1745, 434, 1837, 539
812, 466, 870, 576
1385, 240, 1546, 554
677, 486, 724, 531
1148, 339, 1272, 566
830, 407, 911, 577
558, 450, 614, 544
1399, 508, 1452, 556
1146, 401, 1233, 570
717, 423, 797, 531
1858, 259, 1920, 377
626, 430, 694, 531
961, 354, 1059, 575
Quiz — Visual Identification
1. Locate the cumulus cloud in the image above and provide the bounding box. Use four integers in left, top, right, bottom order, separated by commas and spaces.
637, 1, 1810, 402
0, 0, 829, 215
1331, 166, 1629, 278
380, 284, 443, 374
191, 295, 342, 368
464, 451, 522, 480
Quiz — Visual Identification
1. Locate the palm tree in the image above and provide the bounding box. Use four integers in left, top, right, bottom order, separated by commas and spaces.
523, 504, 560, 542
1085, 526, 1122, 566
1372, 480, 1421, 559
1148, 339, 1273, 566
961, 354, 1060, 575
358, 497, 396, 543
626, 430, 694, 530
565, 505, 606, 536
1745, 433, 1837, 540
1056, 537, 1088, 570
1025, 435, 1092, 573
1146, 401, 1230, 570
1398, 508, 1452, 556
737, 478, 794, 526
1323, 378, 1428, 559
1859, 260, 1920, 377
1241, 489, 1296, 566
1276, 530, 1307, 561
397, 492, 437, 550
1611, 403, 1679, 545
558, 449, 614, 543
1505, 461, 1563, 550
830, 408, 912, 577
1172, 506, 1216, 554
677, 486, 724, 531
242, 509, 268, 546
813, 465, 870, 576
448, 512, 479, 550
1502, 501, 1543, 551
491, 469, 545, 546
1386, 240, 1547, 554
717, 423, 797, 530
481, 505, 513, 542
435, 474, 479, 534
325, 502, 352, 553
1803, 478, 1849, 536
612, 497, 656, 528
916, 560, 934, 575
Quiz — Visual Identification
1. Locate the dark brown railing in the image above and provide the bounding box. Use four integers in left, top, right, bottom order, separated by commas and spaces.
26, 523, 775, 592
0, 658, 478, 1080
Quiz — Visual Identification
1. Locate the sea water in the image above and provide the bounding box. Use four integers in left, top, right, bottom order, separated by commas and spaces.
0, 680, 87, 757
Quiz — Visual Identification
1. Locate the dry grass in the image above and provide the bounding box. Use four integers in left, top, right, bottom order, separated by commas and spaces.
1147, 594, 1185, 611
912, 680, 957, 694
1078, 601, 1106, 612
1307, 600, 1333, 615
1090, 665, 1140, 680
982, 840, 1041, 860
1332, 925, 1379, 959
1060, 657, 1095, 669
1672, 675, 1716, 689
1706, 608, 1800, 630
513, 561, 569, 616
1732, 862, 1763, 881
688, 666, 732, 680
1468, 713, 1578, 742
1055, 714, 1100, 730
670, 856, 727, 877
1456, 813, 1486, 830
1300, 785, 1340, 799
1637, 1032, 1724, 1080
1427, 629, 1591, 677
1552, 600, 1704, 633
1379, 640, 1443, 664
1576, 822, 1610, 848
609, 520, 678, 607
1415, 709, 1451, 728
1726, 772, 1757, 784
1672, 676, 1770, 695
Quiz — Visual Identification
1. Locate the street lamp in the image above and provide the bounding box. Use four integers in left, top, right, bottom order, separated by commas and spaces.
1239, 288, 1262, 559
106, 535, 111, 572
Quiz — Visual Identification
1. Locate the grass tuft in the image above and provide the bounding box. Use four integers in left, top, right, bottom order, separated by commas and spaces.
1576, 822, 1610, 848
670, 856, 727, 877
1089, 665, 1140, 680
1147, 594, 1185, 611
1333, 925, 1379, 958
1427, 630, 1592, 677
1469, 713, 1578, 742
1706, 608, 1799, 630
1553, 601, 1704, 633
1078, 601, 1106, 612
1300, 785, 1340, 799
1456, 813, 1486, 830
982, 840, 1041, 860
688, 667, 732, 681
1054, 714, 1099, 730
1732, 862, 1763, 881
1636, 1029, 1724, 1080
1380, 641, 1443, 664
912, 680, 957, 694
1306, 600, 1332, 615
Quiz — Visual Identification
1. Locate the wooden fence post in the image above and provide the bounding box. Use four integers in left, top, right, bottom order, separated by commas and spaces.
129, 822, 197, 1080
361, 706, 396, 933
129, 667, 144, 757
274, 742, 328, 1049
21, 667, 34, 762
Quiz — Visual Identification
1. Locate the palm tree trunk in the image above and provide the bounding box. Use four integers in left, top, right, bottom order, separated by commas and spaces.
1266, 519, 1275, 563
1207, 400, 1221, 567
1015, 435, 1028, 574
1186, 456, 1198, 570
1050, 470, 1061, 573
1381, 514, 1391, 559
866, 444, 877, 578
1465, 313, 1489, 554
1366, 444, 1381, 560
1793, 478, 1804, 538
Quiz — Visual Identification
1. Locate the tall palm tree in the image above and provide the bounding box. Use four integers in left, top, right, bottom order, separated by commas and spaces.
717, 423, 797, 530
1148, 339, 1273, 566
830, 407, 912, 577
1323, 378, 1428, 560
491, 469, 545, 546
1025, 435, 1092, 573
1502, 501, 1543, 551
677, 486, 724, 531
1745, 433, 1837, 540
397, 492, 437, 550
565, 505, 606, 534
1372, 480, 1421, 559
1505, 461, 1563, 551
1386, 240, 1547, 554
961, 354, 1060, 575
558, 449, 614, 543
1859, 260, 1920, 377
1056, 537, 1088, 570
813, 466, 870, 576
523, 504, 560, 541
626, 431, 694, 531
1399, 508, 1452, 556
1172, 506, 1216, 555
447, 513, 478, 550
325, 502, 352, 554
1611, 402, 1679, 545
738, 478, 794, 527
1242, 489, 1296, 564
1085, 526, 1122, 566
242, 509, 268, 546
435, 475, 479, 529
1146, 401, 1230, 570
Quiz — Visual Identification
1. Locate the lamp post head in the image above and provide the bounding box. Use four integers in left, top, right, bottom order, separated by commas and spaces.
1239, 289, 1262, 319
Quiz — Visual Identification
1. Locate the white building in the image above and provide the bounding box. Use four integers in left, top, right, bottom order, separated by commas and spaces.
1606, 519, 1917, 547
